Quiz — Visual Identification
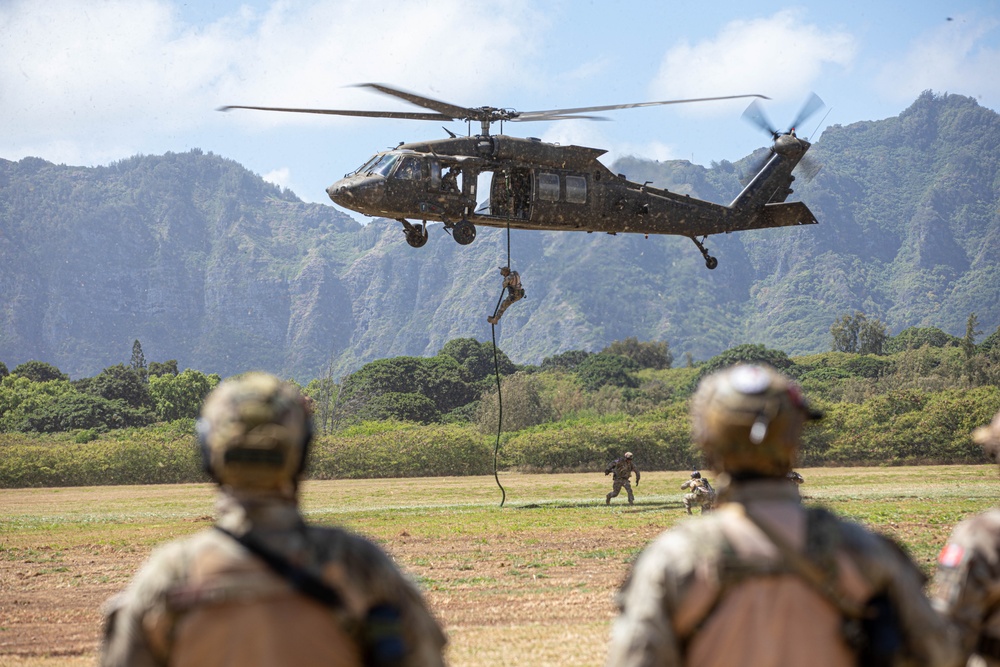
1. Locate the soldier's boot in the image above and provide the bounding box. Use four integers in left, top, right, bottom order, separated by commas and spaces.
605, 494, 611, 506
487, 315, 499, 325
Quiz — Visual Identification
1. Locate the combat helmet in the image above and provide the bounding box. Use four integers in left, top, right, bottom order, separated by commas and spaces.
197, 372, 313, 496
624, 452, 633, 460
691, 364, 820, 477
973, 410, 1000, 463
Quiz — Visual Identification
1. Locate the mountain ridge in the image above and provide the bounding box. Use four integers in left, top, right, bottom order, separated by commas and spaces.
1, 92, 997, 380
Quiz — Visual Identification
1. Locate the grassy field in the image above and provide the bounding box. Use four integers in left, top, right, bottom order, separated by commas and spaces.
2, 465, 999, 666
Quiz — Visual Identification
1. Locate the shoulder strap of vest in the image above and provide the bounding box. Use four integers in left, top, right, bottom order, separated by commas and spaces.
214, 526, 408, 667
742, 507, 866, 619
214, 525, 347, 610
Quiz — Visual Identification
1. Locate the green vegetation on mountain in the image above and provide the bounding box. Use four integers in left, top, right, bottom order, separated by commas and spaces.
1, 92, 998, 382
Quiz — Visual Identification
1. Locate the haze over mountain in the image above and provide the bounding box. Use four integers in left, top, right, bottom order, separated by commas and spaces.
1, 91, 997, 381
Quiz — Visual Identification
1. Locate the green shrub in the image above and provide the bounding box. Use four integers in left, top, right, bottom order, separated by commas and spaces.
74, 429, 98, 443
308, 422, 493, 478
0, 421, 204, 488
503, 412, 698, 473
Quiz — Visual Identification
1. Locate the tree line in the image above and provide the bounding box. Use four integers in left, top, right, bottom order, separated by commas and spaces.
1, 315, 997, 442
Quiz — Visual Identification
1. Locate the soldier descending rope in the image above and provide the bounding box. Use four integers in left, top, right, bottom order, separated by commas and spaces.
487, 266, 525, 324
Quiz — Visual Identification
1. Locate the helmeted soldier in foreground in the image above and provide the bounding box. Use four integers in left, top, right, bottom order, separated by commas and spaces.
605, 452, 640, 505
680, 471, 716, 514
100, 372, 446, 667
605, 364, 959, 667
932, 409, 1000, 666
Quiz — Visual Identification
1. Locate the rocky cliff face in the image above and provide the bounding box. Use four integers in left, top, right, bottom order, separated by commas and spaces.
1, 92, 998, 381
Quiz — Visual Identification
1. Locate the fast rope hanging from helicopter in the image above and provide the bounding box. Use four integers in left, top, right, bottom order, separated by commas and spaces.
488, 220, 521, 508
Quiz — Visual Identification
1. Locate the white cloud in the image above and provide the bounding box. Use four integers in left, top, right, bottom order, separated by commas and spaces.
876, 16, 1000, 107
0, 0, 545, 165
649, 9, 856, 113
537, 120, 678, 168
262, 167, 292, 189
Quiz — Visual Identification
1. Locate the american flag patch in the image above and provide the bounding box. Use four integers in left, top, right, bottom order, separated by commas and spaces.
938, 543, 965, 568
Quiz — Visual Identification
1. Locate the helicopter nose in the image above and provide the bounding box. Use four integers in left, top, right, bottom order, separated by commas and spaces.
327, 177, 383, 213
327, 179, 359, 206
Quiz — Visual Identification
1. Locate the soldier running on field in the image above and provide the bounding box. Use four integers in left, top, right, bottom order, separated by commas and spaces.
605, 452, 640, 505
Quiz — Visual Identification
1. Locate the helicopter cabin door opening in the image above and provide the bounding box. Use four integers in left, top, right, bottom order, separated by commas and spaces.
473, 168, 532, 220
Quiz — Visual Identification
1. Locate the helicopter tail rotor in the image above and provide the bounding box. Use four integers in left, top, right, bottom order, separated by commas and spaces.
742, 92, 825, 140
739, 93, 825, 185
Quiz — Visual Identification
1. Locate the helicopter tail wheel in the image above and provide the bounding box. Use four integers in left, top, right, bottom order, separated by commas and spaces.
690, 235, 718, 270
453, 220, 477, 245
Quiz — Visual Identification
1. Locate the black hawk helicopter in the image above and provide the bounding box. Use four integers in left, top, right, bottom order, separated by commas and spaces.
221, 84, 824, 269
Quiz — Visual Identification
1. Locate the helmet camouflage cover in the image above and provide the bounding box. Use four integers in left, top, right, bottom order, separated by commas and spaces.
691, 364, 819, 477
198, 372, 311, 494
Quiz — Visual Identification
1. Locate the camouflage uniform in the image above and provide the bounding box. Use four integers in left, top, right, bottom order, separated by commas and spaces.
606, 454, 640, 505
680, 476, 716, 514
607, 480, 960, 667
100, 373, 445, 667
932, 410, 1000, 666
487, 266, 525, 325
606, 364, 959, 667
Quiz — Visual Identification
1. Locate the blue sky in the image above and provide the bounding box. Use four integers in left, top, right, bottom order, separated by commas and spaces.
3, 0, 998, 217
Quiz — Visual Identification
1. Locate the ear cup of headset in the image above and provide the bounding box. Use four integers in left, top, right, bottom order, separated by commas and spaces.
196, 417, 220, 482
297, 415, 314, 478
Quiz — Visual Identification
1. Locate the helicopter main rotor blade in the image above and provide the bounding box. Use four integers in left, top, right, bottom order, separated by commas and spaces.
788, 92, 825, 133
517, 94, 770, 120
218, 104, 452, 121
355, 83, 478, 120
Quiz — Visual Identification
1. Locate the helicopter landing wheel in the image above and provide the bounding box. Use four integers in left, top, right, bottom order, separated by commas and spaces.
690, 235, 718, 270
406, 225, 428, 248
453, 220, 477, 245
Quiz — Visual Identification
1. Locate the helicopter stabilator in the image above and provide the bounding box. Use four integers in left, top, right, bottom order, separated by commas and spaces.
220, 84, 825, 269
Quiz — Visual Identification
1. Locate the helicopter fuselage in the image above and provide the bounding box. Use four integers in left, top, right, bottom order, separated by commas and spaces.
326, 133, 816, 267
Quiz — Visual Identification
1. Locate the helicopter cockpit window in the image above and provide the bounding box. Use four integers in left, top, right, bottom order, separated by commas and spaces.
352, 155, 381, 176
565, 175, 587, 204
538, 172, 560, 201
429, 161, 441, 188
372, 153, 399, 177
395, 156, 422, 180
